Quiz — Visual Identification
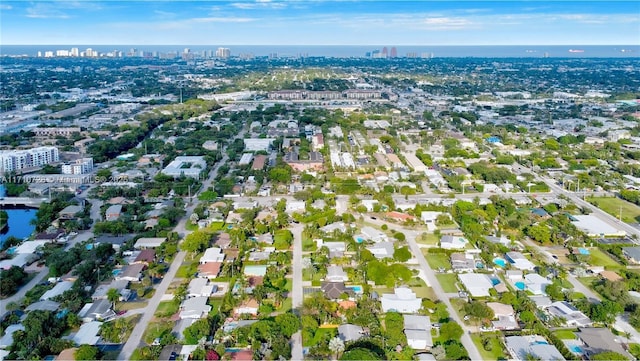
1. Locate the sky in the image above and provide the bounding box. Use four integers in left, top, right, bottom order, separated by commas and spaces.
1, 0, 639, 45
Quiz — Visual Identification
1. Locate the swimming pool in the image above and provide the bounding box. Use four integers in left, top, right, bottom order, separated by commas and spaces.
570, 345, 582, 353
6, 247, 16, 255
112, 269, 122, 276
515, 281, 526, 290
578, 248, 590, 255
348, 285, 363, 293
493, 258, 506, 267
355, 237, 364, 243
490, 277, 500, 286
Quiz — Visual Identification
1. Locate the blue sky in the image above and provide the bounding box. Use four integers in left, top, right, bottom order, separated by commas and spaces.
1, 1, 639, 45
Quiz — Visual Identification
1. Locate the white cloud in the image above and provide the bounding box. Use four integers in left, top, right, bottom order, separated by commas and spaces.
422, 17, 472, 29
230, 1, 286, 10
26, 3, 71, 18
0, 4, 12, 10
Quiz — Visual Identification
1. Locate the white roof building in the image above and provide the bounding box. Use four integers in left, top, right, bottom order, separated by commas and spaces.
134, 237, 166, 249
40, 281, 75, 301
244, 138, 275, 152
571, 215, 626, 237
200, 247, 225, 264
525, 274, 551, 295
505, 252, 536, 271
440, 235, 468, 250
404, 315, 432, 350
187, 278, 215, 298
69, 321, 103, 346
367, 241, 395, 259
0, 324, 25, 349
381, 287, 422, 313
505, 335, 565, 361
326, 265, 349, 282
179, 296, 211, 319
458, 273, 494, 297
161, 156, 206, 179
547, 301, 592, 327
238, 153, 254, 165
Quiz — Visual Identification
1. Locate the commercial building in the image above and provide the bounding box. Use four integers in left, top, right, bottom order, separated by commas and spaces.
0, 146, 59, 173
161, 156, 206, 179
61, 158, 93, 174
243, 138, 275, 152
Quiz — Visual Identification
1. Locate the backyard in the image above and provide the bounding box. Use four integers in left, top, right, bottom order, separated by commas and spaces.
425, 253, 452, 271
471, 332, 507, 360
435, 273, 459, 293
588, 248, 622, 270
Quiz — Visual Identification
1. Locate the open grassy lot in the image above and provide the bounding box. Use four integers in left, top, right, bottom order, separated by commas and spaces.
155, 300, 179, 317
553, 329, 577, 339
416, 233, 440, 246
471, 332, 507, 360
409, 277, 437, 299
435, 273, 459, 293
588, 248, 622, 270
425, 253, 451, 271
587, 196, 640, 224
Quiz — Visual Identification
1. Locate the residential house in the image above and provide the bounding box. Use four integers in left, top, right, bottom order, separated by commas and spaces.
200, 247, 225, 264
234, 298, 260, 317
338, 324, 366, 342
105, 204, 123, 221
134, 237, 166, 249
487, 302, 519, 330
78, 299, 116, 322
450, 253, 476, 273
133, 249, 156, 265
546, 301, 592, 327
360, 226, 388, 243
214, 233, 232, 249
421, 211, 443, 231
404, 315, 432, 350
326, 265, 349, 282
320, 241, 346, 258
458, 273, 494, 297
576, 327, 632, 360
40, 281, 75, 301
505, 252, 537, 271
505, 335, 565, 361
25, 300, 61, 312
187, 278, 215, 298
91, 279, 130, 301
94, 234, 135, 251
59, 205, 83, 220
440, 235, 468, 250
115, 263, 145, 282
381, 287, 422, 313
0, 324, 25, 349
69, 321, 103, 346
367, 242, 395, 259
321, 281, 353, 300
386, 211, 416, 223
524, 274, 551, 295
197, 262, 222, 279
179, 297, 211, 319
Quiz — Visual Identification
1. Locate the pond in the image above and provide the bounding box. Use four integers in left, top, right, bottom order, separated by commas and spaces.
0, 208, 38, 247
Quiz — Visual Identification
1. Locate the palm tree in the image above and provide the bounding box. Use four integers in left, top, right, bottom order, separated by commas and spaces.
328, 337, 345, 360
107, 288, 120, 311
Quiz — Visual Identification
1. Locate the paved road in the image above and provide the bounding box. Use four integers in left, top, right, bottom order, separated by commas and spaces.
0, 227, 95, 315
118, 127, 245, 360
290, 223, 304, 361
366, 218, 483, 361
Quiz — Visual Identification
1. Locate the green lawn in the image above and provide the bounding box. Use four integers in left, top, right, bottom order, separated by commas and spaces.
553, 329, 577, 340
208, 222, 225, 231
208, 298, 223, 317
471, 332, 507, 360
425, 253, 451, 271
409, 277, 437, 299
176, 259, 199, 278
589, 248, 622, 270
142, 321, 174, 344
587, 196, 640, 224
416, 233, 440, 246
185, 222, 198, 231
155, 300, 179, 317
435, 273, 459, 293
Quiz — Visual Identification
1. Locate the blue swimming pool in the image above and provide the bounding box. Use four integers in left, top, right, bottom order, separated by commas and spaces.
570, 345, 582, 353
348, 285, 363, 293
534, 341, 549, 345
6, 247, 16, 255
112, 269, 122, 276
490, 277, 500, 286
493, 258, 506, 267
515, 281, 526, 290
578, 248, 590, 255
355, 237, 364, 243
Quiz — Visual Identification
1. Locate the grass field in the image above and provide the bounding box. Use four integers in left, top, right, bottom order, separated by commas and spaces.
425, 253, 451, 270
471, 332, 507, 360
587, 196, 640, 224
416, 233, 440, 246
588, 248, 622, 270
155, 300, 178, 317
553, 329, 577, 340
436, 273, 459, 293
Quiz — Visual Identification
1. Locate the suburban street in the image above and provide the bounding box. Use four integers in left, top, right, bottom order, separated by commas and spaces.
290, 222, 304, 361
117, 127, 244, 360
366, 217, 483, 361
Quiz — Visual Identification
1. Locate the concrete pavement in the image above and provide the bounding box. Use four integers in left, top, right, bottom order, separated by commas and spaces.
366, 218, 483, 361
290, 223, 304, 361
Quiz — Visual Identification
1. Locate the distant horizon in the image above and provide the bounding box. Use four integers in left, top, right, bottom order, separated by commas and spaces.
1, 1, 638, 45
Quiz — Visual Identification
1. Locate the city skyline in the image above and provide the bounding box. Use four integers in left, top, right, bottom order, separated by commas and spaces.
1, 0, 639, 46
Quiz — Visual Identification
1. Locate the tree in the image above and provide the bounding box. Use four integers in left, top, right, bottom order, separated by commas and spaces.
431, 345, 446, 360
393, 246, 411, 262
527, 224, 551, 243
184, 318, 211, 345
445, 341, 468, 360
107, 288, 120, 310
275, 313, 301, 338
75, 345, 99, 360
329, 337, 345, 360
182, 229, 211, 253
463, 301, 494, 321
439, 322, 463, 341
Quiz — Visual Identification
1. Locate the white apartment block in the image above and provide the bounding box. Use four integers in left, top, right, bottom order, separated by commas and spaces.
0, 146, 59, 173
62, 158, 94, 175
